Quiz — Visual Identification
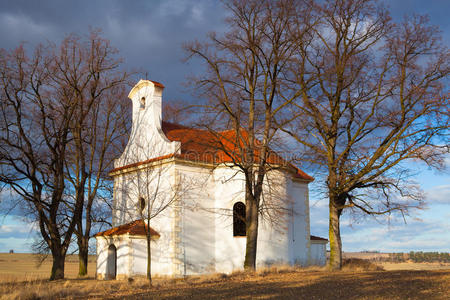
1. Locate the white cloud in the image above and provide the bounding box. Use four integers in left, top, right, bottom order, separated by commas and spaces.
443, 153, 450, 168
340, 215, 450, 252
0, 237, 33, 253
0, 217, 37, 238
425, 184, 450, 205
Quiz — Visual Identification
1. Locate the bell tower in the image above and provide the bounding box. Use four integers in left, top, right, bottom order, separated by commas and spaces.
114, 79, 180, 168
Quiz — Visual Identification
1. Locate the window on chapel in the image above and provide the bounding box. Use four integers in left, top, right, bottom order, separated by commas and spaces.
138, 197, 145, 213
233, 202, 246, 237
140, 97, 146, 109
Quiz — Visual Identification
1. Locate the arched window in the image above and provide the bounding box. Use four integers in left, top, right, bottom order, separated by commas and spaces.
140, 97, 146, 109
138, 197, 145, 213
233, 202, 246, 237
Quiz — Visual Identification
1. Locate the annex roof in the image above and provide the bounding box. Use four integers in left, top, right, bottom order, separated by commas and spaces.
310, 235, 328, 242
94, 219, 160, 238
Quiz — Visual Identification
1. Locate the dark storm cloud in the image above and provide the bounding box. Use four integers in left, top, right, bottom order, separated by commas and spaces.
384, 0, 450, 39
0, 0, 228, 101
0, 0, 447, 101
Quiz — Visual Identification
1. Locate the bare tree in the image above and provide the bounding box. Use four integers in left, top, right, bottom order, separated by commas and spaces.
62, 32, 130, 277
0, 31, 129, 279
281, 0, 449, 269
185, 0, 314, 270
0, 43, 79, 280
162, 99, 192, 124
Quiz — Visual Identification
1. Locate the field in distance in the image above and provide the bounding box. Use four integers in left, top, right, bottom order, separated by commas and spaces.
342, 252, 450, 271
0, 253, 96, 281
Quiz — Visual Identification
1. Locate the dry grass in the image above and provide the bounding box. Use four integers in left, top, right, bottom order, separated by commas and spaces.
1, 254, 449, 299
342, 258, 384, 271
1, 269, 449, 299
0, 253, 96, 281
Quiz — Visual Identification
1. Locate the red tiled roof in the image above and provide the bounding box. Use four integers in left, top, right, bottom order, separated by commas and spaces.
149, 80, 165, 89
94, 219, 160, 238
310, 235, 328, 242
110, 121, 313, 182
161, 121, 313, 181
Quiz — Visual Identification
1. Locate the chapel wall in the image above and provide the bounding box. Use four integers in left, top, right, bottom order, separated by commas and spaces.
130, 237, 176, 276
113, 163, 176, 224
174, 164, 217, 275
211, 168, 294, 272
110, 163, 179, 276
309, 242, 327, 266
213, 167, 247, 273
255, 170, 291, 267
288, 179, 311, 265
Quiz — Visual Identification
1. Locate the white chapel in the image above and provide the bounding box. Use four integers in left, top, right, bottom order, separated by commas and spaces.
95, 79, 327, 279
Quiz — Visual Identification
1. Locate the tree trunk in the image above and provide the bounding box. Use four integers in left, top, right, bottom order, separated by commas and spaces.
78, 238, 89, 277
146, 231, 152, 285
328, 198, 343, 270
50, 252, 65, 280
244, 194, 259, 270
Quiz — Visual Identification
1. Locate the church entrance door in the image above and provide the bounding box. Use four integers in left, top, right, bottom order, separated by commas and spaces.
106, 244, 117, 279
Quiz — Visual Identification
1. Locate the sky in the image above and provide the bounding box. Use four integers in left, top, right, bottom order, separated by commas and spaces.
0, 0, 449, 253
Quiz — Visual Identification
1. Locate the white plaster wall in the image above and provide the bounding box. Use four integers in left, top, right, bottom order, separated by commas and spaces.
96, 238, 108, 277
130, 236, 175, 276
288, 180, 311, 266
309, 242, 327, 266
117, 237, 130, 276
176, 164, 217, 275
213, 167, 247, 273
111, 162, 179, 276
255, 170, 291, 268
256, 216, 290, 268
148, 213, 177, 276
113, 163, 175, 225
210, 167, 302, 273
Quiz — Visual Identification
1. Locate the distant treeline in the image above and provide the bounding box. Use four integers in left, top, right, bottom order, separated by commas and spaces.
407, 252, 450, 263
370, 252, 450, 263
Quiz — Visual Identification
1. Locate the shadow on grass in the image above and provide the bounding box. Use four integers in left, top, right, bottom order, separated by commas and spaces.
120, 270, 449, 300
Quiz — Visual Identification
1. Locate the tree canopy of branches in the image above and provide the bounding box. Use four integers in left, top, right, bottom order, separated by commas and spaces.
281, 0, 449, 269
185, 0, 313, 270
186, 0, 448, 271
0, 31, 129, 279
